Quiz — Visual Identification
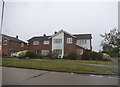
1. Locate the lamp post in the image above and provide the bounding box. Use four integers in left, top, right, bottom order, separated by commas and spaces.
0, 0, 5, 32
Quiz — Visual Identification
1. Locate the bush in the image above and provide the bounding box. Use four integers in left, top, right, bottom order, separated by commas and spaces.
25, 51, 42, 59
102, 53, 111, 61
18, 51, 42, 59
67, 52, 77, 60
50, 51, 59, 59
63, 54, 68, 59
82, 51, 103, 60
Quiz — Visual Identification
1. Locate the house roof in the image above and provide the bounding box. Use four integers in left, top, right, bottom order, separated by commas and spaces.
49, 29, 76, 38
73, 34, 92, 39
2, 34, 27, 43
28, 36, 51, 42
28, 30, 92, 42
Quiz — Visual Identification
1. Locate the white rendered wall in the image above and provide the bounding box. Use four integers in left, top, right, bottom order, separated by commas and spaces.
52, 32, 64, 58
76, 39, 91, 50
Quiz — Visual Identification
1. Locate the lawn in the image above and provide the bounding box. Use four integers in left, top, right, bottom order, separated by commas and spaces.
2, 59, 113, 74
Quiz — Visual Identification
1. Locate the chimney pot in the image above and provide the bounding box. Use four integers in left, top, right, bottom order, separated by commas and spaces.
16, 35, 18, 39
43, 34, 46, 37
54, 31, 57, 34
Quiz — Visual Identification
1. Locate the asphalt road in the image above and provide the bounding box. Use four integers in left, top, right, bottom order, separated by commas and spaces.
2, 67, 118, 85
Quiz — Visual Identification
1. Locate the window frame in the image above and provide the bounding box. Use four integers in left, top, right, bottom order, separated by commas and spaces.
21, 43, 24, 47
54, 39, 62, 44
33, 41, 39, 45
41, 50, 49, 55
44, 40, 50, 45
67, 38, 73, 44
3, 40, 7, 45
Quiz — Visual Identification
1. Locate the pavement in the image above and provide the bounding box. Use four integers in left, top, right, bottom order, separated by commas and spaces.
2, 67, 119, 85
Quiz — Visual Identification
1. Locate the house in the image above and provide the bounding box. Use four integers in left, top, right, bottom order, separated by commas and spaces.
2, 34, 27, 57
28, 30, 92, 58
28, 34, 52, 55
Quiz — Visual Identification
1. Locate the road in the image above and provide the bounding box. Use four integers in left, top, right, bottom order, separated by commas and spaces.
2, 67, 118, 85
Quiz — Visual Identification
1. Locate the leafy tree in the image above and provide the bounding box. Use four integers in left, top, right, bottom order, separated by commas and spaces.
102, 44, 113, 55
100, 28, 120, 57
100, 28, 120, 47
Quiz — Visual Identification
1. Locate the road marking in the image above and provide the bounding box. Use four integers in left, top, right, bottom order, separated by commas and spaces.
90, 75, 96, 77
96, 75, 103, 78
90, 75, 103, 78
108, 77, 114, 78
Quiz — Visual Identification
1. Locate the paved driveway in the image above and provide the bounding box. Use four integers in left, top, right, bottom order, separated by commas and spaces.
2, 67, 118, 85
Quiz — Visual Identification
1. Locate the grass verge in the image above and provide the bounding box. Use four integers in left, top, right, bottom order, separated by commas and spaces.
2, 59, 113, 74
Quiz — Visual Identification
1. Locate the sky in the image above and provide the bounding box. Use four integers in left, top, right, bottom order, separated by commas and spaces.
0, 0, 118, 52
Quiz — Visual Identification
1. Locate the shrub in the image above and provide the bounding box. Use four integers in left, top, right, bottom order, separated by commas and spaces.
63, 54, 68, 59
18, 51, 42, 59
102, 53, 111, 61
76, 54, 82, 60
81, 51, 90, 60
25, 51, 42, 59
82, 51, 103, 60
67, 52, 77, 60
50, 51, 59, 59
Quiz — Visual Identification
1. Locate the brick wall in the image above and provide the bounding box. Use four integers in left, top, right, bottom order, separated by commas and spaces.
64, 33, 76, 54
28, 39, 52, 53
2, 37, 27, 57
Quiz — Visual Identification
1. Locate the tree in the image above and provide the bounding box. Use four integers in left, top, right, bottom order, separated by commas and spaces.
100, 28, 120, 47
100, 28, 120, 57
102, 44, 113, 55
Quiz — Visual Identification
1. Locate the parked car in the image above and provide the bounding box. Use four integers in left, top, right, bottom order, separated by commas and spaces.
11, 50, 28, 57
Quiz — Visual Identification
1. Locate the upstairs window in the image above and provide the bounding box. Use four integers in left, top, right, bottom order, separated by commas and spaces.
80, 40, 87, 44
33, 41, 39, 45
3, 40, 7, 45
21, 43, 24, 47
67, 38, 72, 44
54, 39, 62, 44
44, 40, 50, 45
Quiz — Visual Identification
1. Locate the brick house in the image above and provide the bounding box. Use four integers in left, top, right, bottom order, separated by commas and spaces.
2, 34, 27, 57
28, 34, 52, 55
28, 30, 92, 58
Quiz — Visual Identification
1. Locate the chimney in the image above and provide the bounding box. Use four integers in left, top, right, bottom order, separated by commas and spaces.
54, 31, 57, 34
43, 34, 46, 37
16, 35, 18, 39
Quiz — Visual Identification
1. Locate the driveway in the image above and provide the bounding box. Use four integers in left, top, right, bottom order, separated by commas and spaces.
2, 67, 118, 85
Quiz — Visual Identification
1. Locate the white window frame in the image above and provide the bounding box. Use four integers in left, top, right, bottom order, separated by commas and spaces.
3, 40, 7, 45
33, 41, 39, 45
41, 50, 49, 55
54, 39, 62, 44
21, 43, 24, 47
54, 49, 62, 55
44, 40, 50, 45
67, 38, 72, 44
80, 40, 87, 44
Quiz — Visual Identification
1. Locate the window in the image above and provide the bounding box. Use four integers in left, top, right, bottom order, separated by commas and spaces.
79, 40, 87, 44
21, 43, 24, 47
3, 40, 7, 45
33, 41, 39, 45
44, 40, 50, 45
53, 49, 62, 54
67, 38, 72, 44
41, 50, 49, 55
54, 39, 62, 44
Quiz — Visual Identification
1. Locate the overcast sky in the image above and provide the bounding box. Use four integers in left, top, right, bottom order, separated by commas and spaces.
0, 0, 118, 52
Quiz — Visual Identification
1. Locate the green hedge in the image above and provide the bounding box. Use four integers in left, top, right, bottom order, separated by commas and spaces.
81, 51, 103, 60
18, 51, 42, 59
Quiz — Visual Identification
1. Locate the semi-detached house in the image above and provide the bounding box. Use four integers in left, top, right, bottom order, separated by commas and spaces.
28, 30, 92, 58
2, 34, 27, 57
